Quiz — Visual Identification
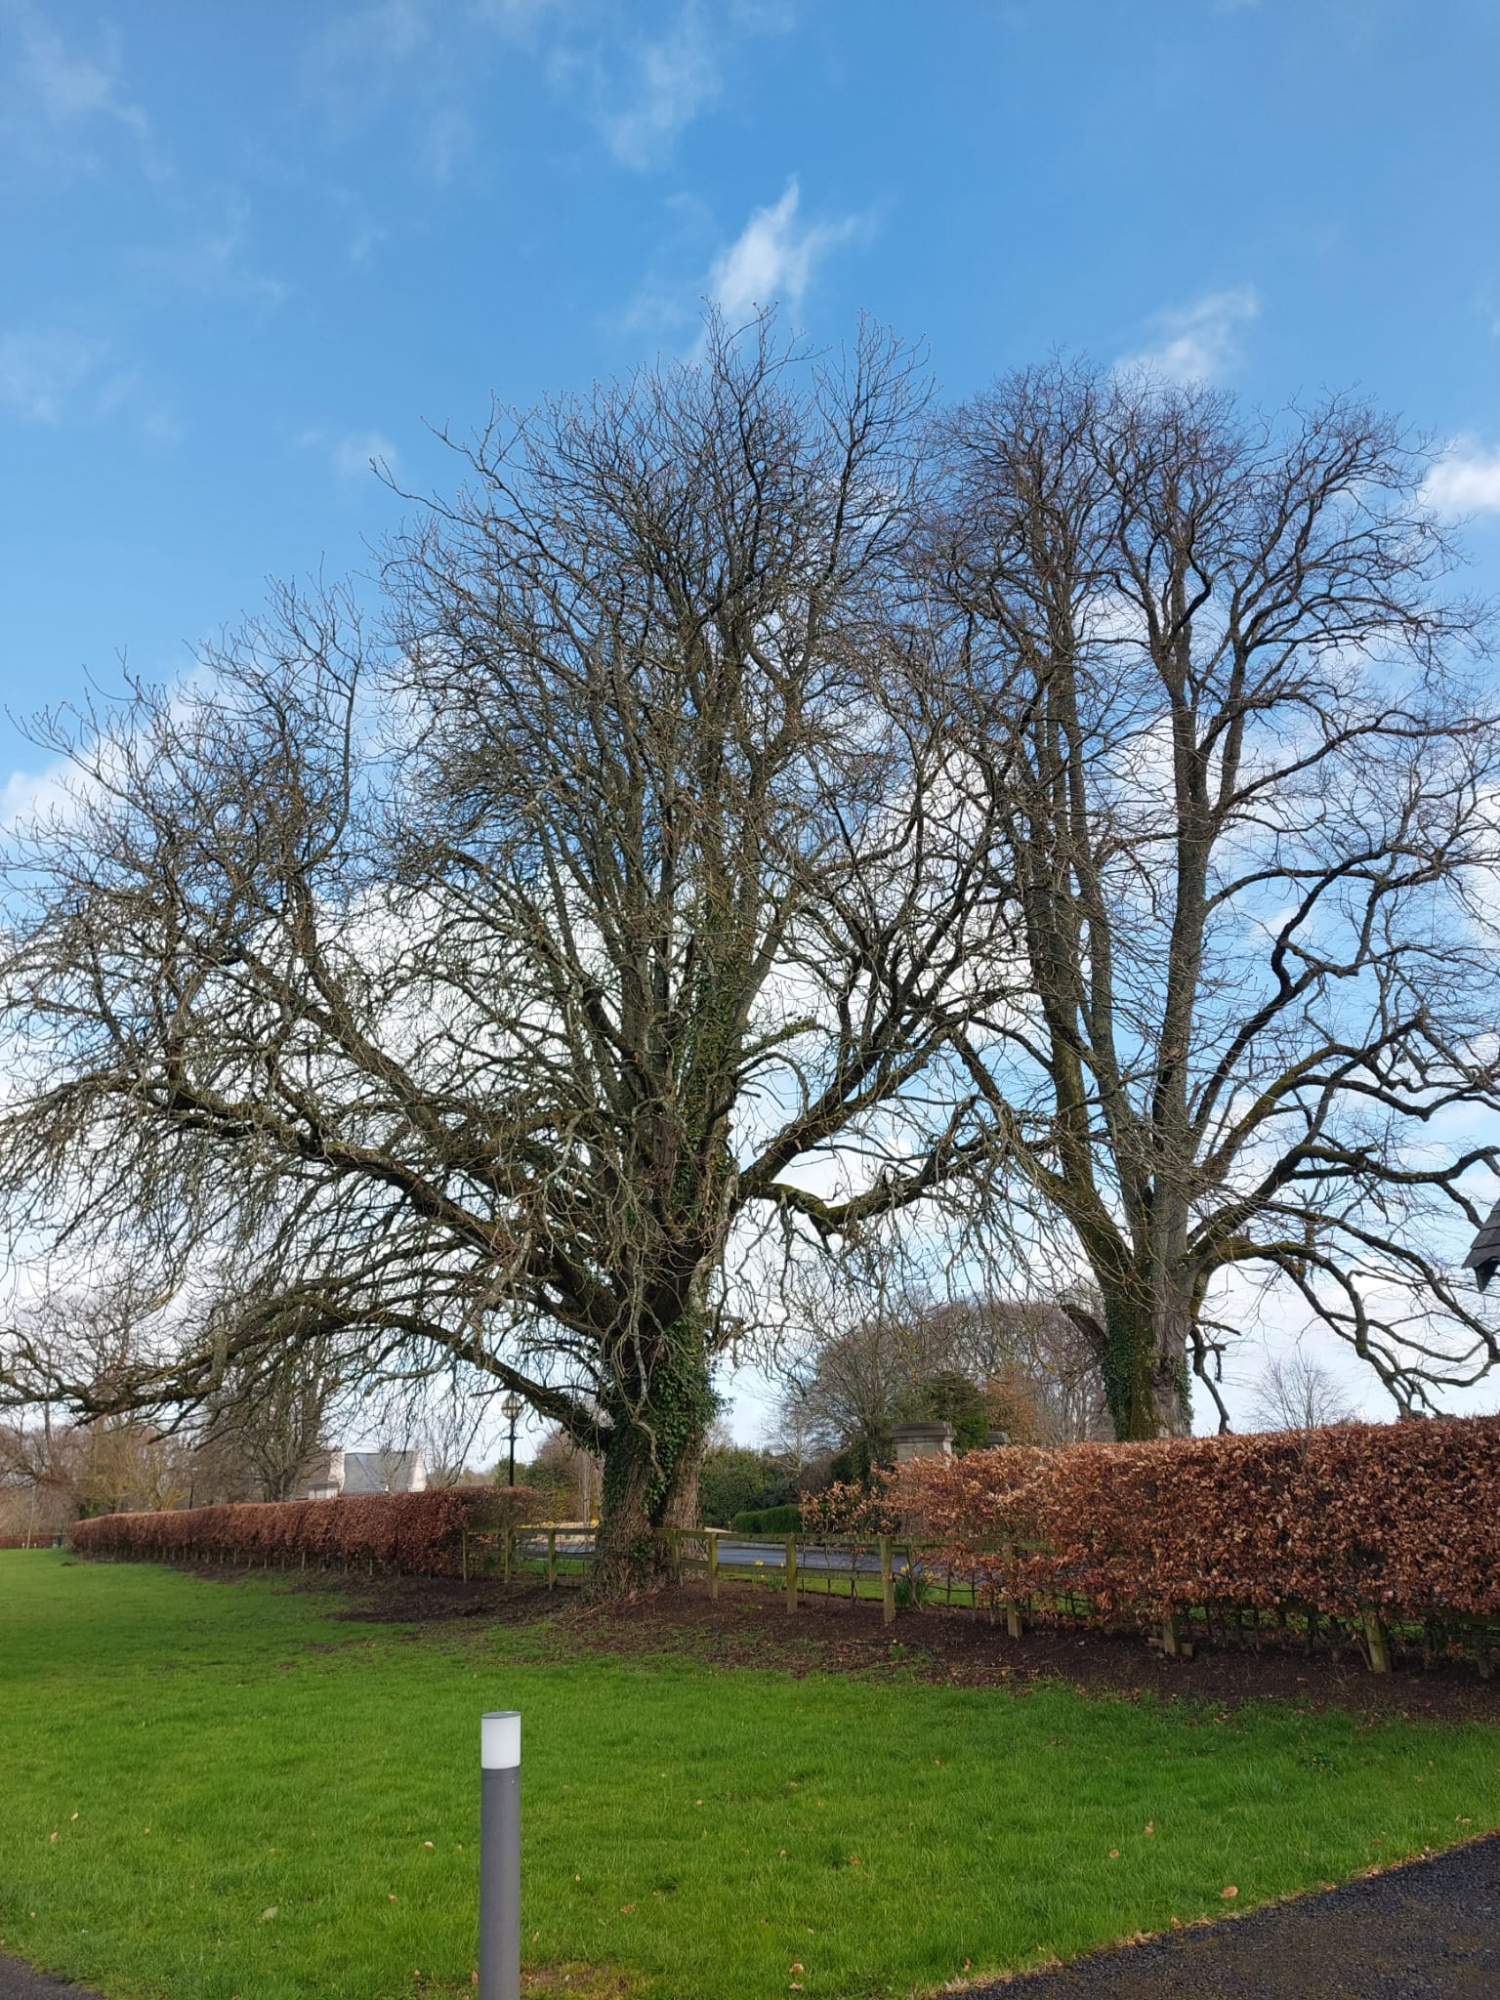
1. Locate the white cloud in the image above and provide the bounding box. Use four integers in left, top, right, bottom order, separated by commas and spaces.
470, 0, 562, 39
598, 6, 720, 170
0, 0, 155, 171
1121, 285, 1261, 385
705, 179, 866, 322
313, 0, 433, 85
0, 331, 100, 423
304, 0, 788, 180
420, 103, 475, 183
133, 206, 286, 307
0, 330, 174, 440
1421, 446, 1500, 518
0, 756, 74, 833
300, 428, 401, 483
335, 430, 400, 480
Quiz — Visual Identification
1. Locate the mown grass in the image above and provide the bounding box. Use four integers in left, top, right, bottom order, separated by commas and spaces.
2, 1551, 1498, 2000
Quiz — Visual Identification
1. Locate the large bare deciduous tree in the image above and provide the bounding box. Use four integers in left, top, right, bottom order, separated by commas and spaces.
0, 319, 1011, 1587
925, 361, 1500, 1436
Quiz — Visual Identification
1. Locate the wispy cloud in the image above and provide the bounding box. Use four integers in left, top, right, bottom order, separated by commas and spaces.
0, 329, 175, 440
705, 179, 867, 321
304, 0, 558, 177
1421, 445, 1500, 517
470, 0, 563, 40
1121, 285, 1261, 384
596, 6, 721, 170
0, 330, 101, 423
300, 428, 401, 483
627, 178, 868, 340
304, 0, 786, 180
133, 204, 286, 307
0, 0, 156, 174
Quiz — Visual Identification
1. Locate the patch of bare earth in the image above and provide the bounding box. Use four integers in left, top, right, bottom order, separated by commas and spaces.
229, 1564, 1500, 1723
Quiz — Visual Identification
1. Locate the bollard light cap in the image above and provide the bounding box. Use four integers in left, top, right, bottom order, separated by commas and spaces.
481, 1710, 521, 1769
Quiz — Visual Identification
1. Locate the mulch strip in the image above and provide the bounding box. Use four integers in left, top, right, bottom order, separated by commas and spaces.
213, 1562, 1500, 1722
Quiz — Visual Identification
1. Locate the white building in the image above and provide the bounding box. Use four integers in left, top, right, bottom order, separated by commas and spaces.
306, 1447, 428, 1500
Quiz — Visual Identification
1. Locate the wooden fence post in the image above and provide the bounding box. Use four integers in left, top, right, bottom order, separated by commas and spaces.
785, 1534, 797, 1615
461, 1531, 468, 1583
879, 1536, 895, 1626
1000, 1541, 1023, 1638
1362, 1607, 1392, 1674
1159, 1613, 1181, 1659
708, 1534, 719, 1602
503, 1527, 514, 1584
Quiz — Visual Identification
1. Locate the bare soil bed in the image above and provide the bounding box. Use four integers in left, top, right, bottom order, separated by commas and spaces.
179, 1561, 1500, 1724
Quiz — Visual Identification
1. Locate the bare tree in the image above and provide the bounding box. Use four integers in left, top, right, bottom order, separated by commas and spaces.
923, 360, 1500, 1436
199, 1316, 350, 1501
529, 1425, 603, 1519
362, 1355, 502, 1488
1249, 1350, 1356, 1431
0, 317, 1012, 1588
781, 1287, 1109, 1469
0, 1415, 85, 1536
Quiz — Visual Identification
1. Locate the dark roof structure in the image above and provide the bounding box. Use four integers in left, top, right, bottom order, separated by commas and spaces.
1464, 1197, 1500, 1292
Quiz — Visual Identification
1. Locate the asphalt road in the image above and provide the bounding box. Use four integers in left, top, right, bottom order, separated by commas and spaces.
0, 1957, 101, 1999
514, 1534, 912, 1575
711, 1541, 910, 1574
968, 1833, 1500, 2000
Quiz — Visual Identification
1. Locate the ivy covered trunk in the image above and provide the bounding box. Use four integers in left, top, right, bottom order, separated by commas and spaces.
1098, 1277, 1192, 1441
590, 1310, 718, 1595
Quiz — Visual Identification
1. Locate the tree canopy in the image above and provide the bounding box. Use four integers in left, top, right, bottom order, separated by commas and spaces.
2, 325, 1498, 1583
0, 318, 1012, 1585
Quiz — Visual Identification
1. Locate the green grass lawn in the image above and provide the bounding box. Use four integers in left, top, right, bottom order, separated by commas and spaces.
3, 1552, 1499, 2000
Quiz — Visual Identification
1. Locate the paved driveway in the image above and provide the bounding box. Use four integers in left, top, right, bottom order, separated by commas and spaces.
967, 1833, 1500, 1999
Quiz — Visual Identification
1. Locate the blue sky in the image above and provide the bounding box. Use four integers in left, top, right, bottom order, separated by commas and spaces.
4, 0, 1500, 1442
4, 0, 1500, 783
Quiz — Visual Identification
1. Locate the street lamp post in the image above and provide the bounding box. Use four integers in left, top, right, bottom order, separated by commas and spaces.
479, 1710, 521, 2000
502, 1392, 523, 1487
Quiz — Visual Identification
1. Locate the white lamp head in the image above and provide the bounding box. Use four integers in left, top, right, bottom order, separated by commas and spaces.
481, 1710, 521, 1769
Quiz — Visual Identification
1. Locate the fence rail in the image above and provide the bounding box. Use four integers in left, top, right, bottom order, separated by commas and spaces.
461, 1523, 917, 1624
63, 1505, 1499, 1674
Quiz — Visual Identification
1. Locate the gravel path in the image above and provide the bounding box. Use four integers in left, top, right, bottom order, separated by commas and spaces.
968, 1833, 1500, 1999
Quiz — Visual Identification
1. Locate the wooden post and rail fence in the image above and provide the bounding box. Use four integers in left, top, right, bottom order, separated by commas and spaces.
455, 1520, 1404, 1674
460, 1522, 906, 1625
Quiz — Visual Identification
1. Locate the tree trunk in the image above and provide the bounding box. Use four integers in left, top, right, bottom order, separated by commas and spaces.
589, 1316, 716, 1596
1098, 1279, 1192, 1440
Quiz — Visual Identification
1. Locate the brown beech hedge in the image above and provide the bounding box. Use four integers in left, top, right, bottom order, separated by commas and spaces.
70, 1485, 546, 1576
869, 1416, 1500, 1639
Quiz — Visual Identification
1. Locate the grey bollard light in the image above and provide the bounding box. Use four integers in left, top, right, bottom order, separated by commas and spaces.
479, 1711, 521, 2000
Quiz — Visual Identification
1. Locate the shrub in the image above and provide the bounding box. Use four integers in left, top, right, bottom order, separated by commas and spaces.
884, 1416, 1500, 1640
731, 1503, 803, 1536
892, 1369, 991, 1453
70, 1485, 547, 1576
699, 1446, 796, 1528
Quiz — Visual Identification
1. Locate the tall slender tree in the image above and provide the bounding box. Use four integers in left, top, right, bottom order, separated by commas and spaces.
924, 361, 1500, 1435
